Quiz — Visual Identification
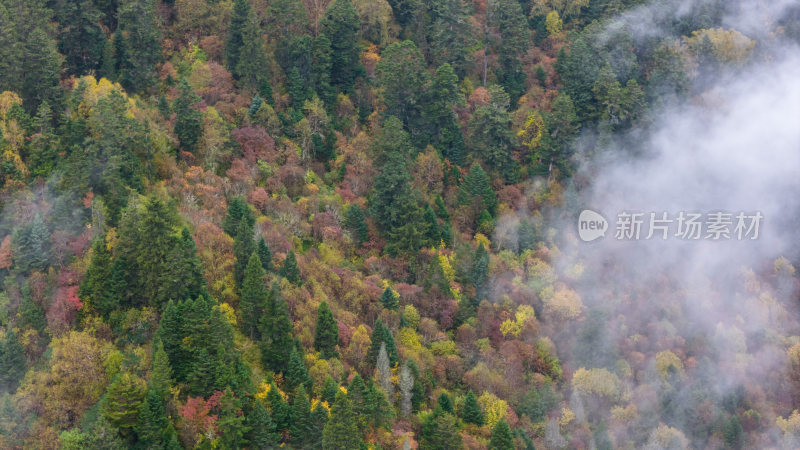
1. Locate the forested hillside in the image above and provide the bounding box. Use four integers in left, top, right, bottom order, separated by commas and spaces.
1, 0, 800, 448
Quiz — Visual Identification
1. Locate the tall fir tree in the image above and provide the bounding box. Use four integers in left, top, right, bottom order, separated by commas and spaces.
322, 390, 362, 450
489, 418, 514, 450
461, 390, 484, 426
173, 78, 203, 152
280, 250, 302, 285
261, 284, 295, 373
79, 236, 117, 318
290, 385, 313, 447
321, 0, 363, 93
223, 197, 255, 237
55, 0, 105, 76
226, 0, 250, 74
118, 0, 161, 92
240, 252, 267, 339
257, 236, 273, 272
380, 286, 399, 310
233, 219, 255, 289
0, 330, 26, 392
246, 399, 280, 448
314, 301, 339, 359
367, 319, 398, 367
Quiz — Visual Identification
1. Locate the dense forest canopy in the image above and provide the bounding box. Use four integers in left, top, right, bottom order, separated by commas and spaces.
1, 0, 800, 448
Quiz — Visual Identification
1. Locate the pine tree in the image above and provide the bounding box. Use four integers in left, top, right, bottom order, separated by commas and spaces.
320, 0, 363, 93
226, 0, 250, 74
233, 219, 255, 289
257, 237, 273, 272
489, 418, 514, 450
493, 0, 529, 105
11, 213, 51, 273
173, 78, 203, 152
322, 390, 362, 449
240, 252, 267, 339
322, 376, 339, 404
438, 392, 453, 413
55, 0, 105, 76
246, 399, 280, 448
0, 330, 26, 392
286, 347, 312, 393
344, 204, 368, 244
421, 409, 462, 449
466, 85, 518, 182
218, 388, 249, 448
290, 385, 313, 447
461, 390, 484, 426
235, 12, 271, 90
118, 0, 161, 92
150, 339, 172, 395
367, 319, 398, 367
280, 250, 302, 285
314, 301, 339, 359
21, 27, 63, 112
223, 197, 255, 237
79, 236, 117, 318
422, 205, 442, 247
261, 287, 295, 373
426, 63, 465, 165
379, 287, 398, 310
472, 243, 490, 305
134, 388, 169, 448
458, 163, 498, 216
102, 373, 146, 432
594, 420, 613, 450
267, 381, 290, 433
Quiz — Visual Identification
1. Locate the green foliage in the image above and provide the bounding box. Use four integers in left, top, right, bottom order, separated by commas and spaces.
314, 301, 339, 359
134, 388, 169, 448
322, 390, 362, 449
458, 163, 498, 216
492, 0, 529, 104
280, 250, 302, 285
55, 0, 104, 76
290, 385, 313, 446
79, 236, 116, 318
286, 347, 313, 392
257, 237, 273, 272
0, 330, 26, 392
11, 214, 51, 273
344, 204, 368, 244
321, 0, 363, 93
240, 252, 267, 339
223, 197, 255, 237
217, 388, 249, 448
462, 390, 484, 426
158, 296, 251, 396
421, 409, 462, 449
467, 85, 518, 182
102, 372, 146, 431
380, 286, 398, 310
233, 219, 255, 289
118, 0, 161, 92
489, 418, 514, 450
173, 79, 203, 152
438, 392, 453, 413
246, 398, 280, 448
367, 319, 398, 368
260, 283, 295, 373
376, 41, 429, 145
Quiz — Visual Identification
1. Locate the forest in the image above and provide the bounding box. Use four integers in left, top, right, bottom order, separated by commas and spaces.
1, 0, 800, 448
